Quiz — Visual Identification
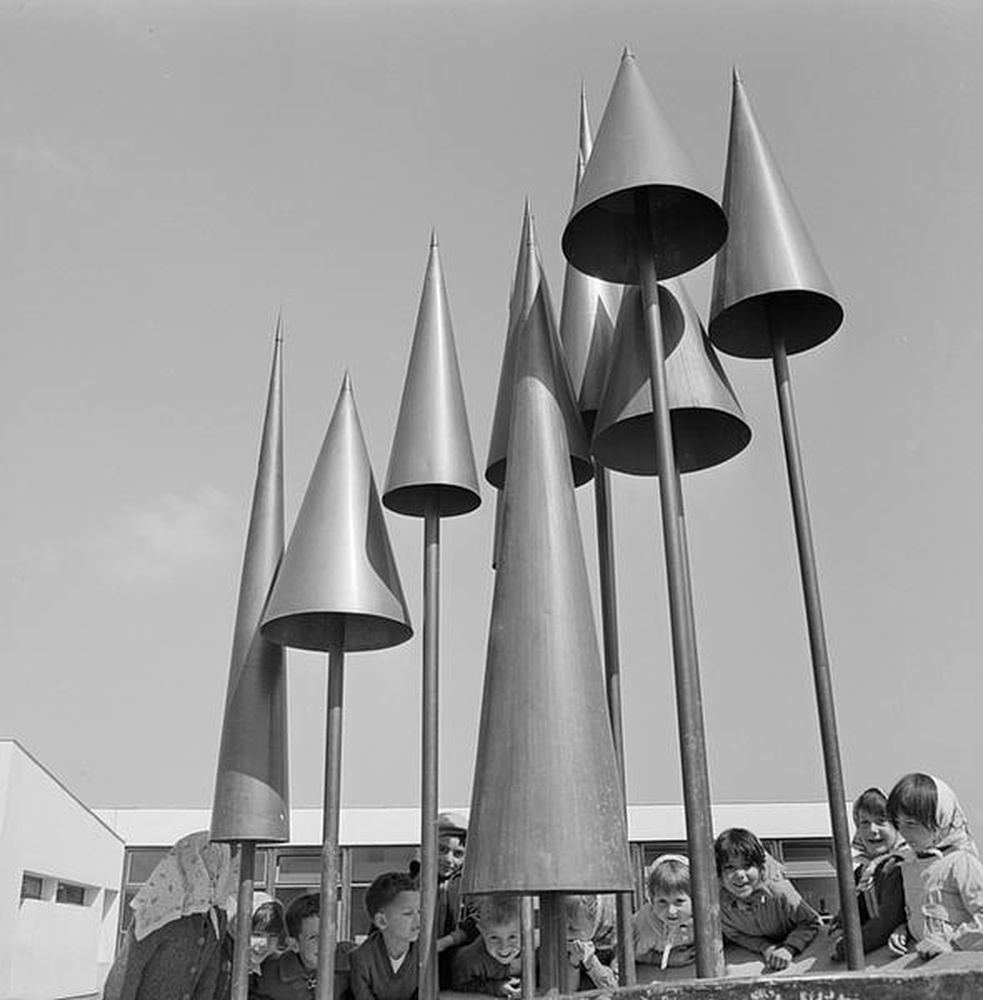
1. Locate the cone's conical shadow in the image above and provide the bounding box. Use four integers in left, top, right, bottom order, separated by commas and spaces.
463, 286, 632, 896
593, 280, 751, 475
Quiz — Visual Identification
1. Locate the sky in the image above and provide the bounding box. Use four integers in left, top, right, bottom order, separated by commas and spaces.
2, 1, 982, 839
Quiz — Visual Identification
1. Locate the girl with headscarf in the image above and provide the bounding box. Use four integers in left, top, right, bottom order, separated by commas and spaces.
886, 773, 983, 958
103, 830, 238, 1000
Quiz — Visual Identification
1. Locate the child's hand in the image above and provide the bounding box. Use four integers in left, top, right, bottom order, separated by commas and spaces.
762, 945, 793, 971
499, 978, 522, 998
888, 926, 910, 956
916, 936, 951, 960
566, 939, 595, 966
828, 927, 844, 962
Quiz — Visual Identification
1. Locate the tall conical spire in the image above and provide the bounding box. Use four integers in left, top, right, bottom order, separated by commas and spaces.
709, 70, 842, 358
464, 286, 632, 895
261, 375, 412, 653
211, 325, 289, 843
384, 233, 481, 517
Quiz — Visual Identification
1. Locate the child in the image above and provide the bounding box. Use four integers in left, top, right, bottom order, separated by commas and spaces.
434, 812, 478, 985
249, 895, 288, 974
449, 895, 523, 996
715, 827, 822, 971
350, 872, 421, 1000
886, 773, 983, 957
563, 894, 618, 991
830, 787, 906, 959
250, 893, 321, 999
633, 854, 696, 969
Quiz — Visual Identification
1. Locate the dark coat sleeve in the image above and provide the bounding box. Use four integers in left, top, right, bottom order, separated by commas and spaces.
861, 861, 906, 953
102, 928, 154, 1000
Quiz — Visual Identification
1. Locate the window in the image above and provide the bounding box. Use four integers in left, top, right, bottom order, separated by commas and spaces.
20, 874, 43, 901
126, 849, 169, 884
56, 882, 87, 906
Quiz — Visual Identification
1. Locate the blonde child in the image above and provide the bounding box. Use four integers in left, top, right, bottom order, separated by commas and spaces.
449, 895, 523, 996
632, 854, 696, 969
887, 773, 983, 957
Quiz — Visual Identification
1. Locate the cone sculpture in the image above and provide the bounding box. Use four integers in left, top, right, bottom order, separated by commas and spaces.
708, 70, 861, 971
463, 285, 632, 896
709, 70, 843, 358
593, 280, 751, 475
384, 232, 481, 516
563, 49, 727, 285
261, 374, 412, 652
486, 203, 592, 491
211, 328, 289, 845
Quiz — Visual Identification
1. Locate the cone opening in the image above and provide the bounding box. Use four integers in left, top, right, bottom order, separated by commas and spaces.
383, 483, 481, 518
563, 186, 728, 286
709, 288, 843, 359
592, 409, 751, 475
486, 454, 594, 492
261, 611, 412, 653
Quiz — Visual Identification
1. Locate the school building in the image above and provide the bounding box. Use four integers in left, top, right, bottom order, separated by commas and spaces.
0, 738, 842, 998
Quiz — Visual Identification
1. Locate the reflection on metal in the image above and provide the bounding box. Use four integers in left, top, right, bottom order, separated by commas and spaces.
709, 70, 842, 359
558, 86, 622, 437
384, 231, 481, 518
562, 49, 727, 285
260, 373, 412, 653
486, 202, 592, 490
463, 287, 632, 895
593, 280, 751, 475
211, 326, 289, 845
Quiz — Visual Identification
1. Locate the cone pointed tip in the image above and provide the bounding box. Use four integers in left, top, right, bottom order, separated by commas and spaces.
429, 228, 438, 248
274, 311, 283, 343
621, 44, 635, 60
341, 370, 352, 392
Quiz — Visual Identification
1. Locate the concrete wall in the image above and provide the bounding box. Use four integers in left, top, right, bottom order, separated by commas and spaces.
0, 742, 124, 1000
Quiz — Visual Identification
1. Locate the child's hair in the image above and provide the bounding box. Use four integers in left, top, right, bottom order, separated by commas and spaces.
253, 899, 286, 942
714, 828, 766, 875
365, 871, 418, 923
284, 893, 320, 938
853, 787, 889, 823
437, 812, 468, 845
647, 856, 691, 899
476, 894, 520, 927
887, 773, 938, 830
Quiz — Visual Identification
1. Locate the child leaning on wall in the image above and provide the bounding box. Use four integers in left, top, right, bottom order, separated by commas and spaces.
632, 854, 697, 969
886, 773, 983, 958
449, 894, 523, 996
562, 893, 619, 991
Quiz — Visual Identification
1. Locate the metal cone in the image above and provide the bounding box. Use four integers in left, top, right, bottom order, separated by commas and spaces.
463, 286, 633, 895
559, 86, 623, 437
709, 70, 843, 358
562, 49, 727, 284
261, 374, 412, 653
211, 327, 289, 844
486, 203, 592, 490
593, 279, 751, 475
384, 232, 481, 518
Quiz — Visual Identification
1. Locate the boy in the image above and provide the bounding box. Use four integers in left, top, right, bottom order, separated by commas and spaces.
450, 895, 523, 996
715, 828, 822, 971
350, 872, 421, 1000
434, 812, 478, 985
632, 854, 696, 968
250, 893, 321, 999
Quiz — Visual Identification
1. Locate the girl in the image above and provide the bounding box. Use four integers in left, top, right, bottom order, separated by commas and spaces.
887, 773, 983, 958
632, 854, 696, 969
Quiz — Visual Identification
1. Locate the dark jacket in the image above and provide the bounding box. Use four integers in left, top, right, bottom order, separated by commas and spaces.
349, 932, 418, 1000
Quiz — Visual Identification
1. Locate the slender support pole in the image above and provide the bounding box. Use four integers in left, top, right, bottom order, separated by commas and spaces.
538, 893, 562, 995
771, 330, 864, 971
520, 896, 536, 1000
593, 461, 636, 987
419, 503, 441, 1000
230, 842, 255, 1000
316, 646, 346, 1000
635, 190, 723, 979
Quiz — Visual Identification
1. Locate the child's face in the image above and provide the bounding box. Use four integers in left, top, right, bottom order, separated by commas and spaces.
719, 856, 763, 899
250, 932, 281, 970
438, 834, 466, 880
894, 813, 937, 853
376, 890, 421, 947
564, 904, 592, 943
295, 915, 320, 970
652, 889, 692, 926
479, 919, 521, 964
855, 811, 900, 856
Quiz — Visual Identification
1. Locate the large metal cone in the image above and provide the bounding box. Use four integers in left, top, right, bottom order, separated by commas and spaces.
559, 87, 623, 437
486, 203, 592, 490
463, 287, 633, 895
562, 49, 728, 285
211, 329, 290, 844
260, 375, 412, 653
709, 71, 843, 359
593, 279, 751, 475
384, 233, 481, 518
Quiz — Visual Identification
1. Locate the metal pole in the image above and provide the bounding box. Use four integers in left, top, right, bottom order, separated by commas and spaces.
771, 329, 864, 971
538, 893, 562, 995
593, 461, 636, 987
520, 896, 536, 1000
231, 842, 255, 1000
316, 645, 345, 1000
419, 503, 440, 1000
635, 190, 723, 979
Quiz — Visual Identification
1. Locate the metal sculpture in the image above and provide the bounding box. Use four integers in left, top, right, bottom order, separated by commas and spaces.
708, 69, 863, 970
562, 48, 728, 978
210, 322, 289, 1000
261, 374, 412, 1000
384, 232, 481, 1000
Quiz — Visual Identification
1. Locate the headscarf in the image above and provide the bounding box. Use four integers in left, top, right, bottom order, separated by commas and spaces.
925, 775, 979, 858
130, 830, 238, 941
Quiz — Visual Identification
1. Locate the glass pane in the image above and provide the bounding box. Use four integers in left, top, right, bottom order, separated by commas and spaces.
349, 846, 416, 883
254, 849, 268, 884
21, 874, 43, 901
126, 849, 169, 884
781, 839, 833, 863
119, 889, 137, 933
277, 852, 327, 884
56, 882, 86, 906
349, 885, 373, 941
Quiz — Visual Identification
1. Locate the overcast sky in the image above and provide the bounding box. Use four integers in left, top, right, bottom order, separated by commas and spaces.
2, 0, 982, 838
